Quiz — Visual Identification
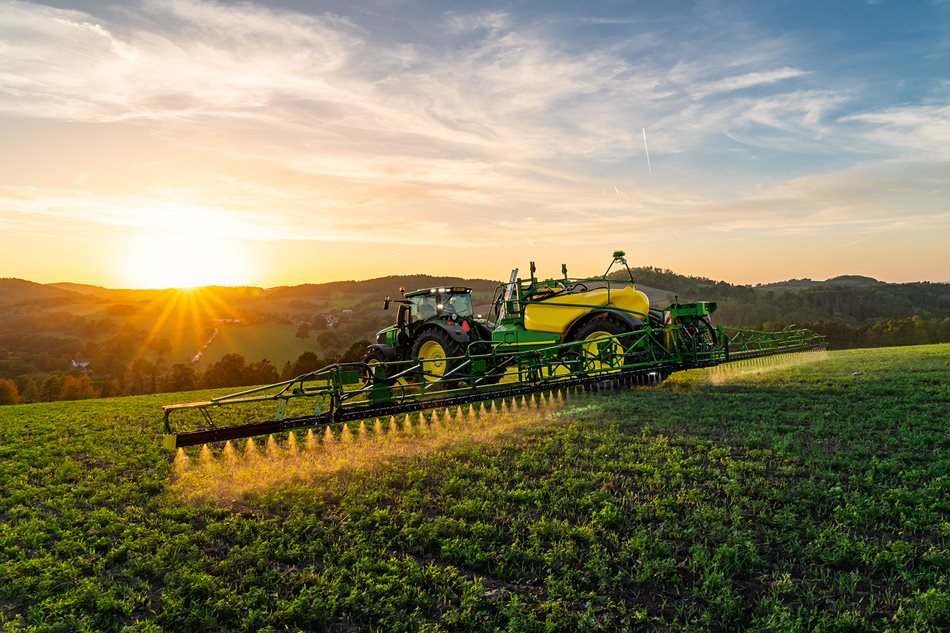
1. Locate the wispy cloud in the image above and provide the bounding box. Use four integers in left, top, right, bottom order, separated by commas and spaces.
3, 155, 947, 249
0, 0, 945, 276
690, 67, 809, 99
841, 105, 950, 155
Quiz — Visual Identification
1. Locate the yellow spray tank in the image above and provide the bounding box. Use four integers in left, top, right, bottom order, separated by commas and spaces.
490, 252, 652, 349
524, 286, 650, 335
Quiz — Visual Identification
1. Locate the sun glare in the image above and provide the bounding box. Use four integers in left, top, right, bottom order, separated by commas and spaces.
121, 233, 252, 289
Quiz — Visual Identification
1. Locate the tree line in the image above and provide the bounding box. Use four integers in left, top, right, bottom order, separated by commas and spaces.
625, 267, 950, 326
0, 341, 370, 406
793, 316, 950, 350
4, 315, 949, 406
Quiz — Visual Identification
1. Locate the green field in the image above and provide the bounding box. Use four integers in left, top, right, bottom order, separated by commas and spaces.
194, 323, 321, 370
0, 345, 947, 631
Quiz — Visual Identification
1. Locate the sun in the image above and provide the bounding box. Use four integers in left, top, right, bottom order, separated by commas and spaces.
120, 233, 253, 289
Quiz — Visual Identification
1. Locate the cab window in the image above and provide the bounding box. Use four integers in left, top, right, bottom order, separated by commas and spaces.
411, 295, 438, 321
444, 293, 474, 317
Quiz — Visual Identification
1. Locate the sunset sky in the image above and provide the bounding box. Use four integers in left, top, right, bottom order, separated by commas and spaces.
1, 0, 948, 288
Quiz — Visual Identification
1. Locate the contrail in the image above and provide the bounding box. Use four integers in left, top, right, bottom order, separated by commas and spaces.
642, 128, 653, 175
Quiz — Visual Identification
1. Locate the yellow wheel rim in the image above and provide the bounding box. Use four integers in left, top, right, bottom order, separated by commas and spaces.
582, 330, 623, 373
418, 340, 447, 381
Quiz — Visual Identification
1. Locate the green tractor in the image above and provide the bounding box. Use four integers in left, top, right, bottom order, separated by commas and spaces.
364, 251, 720, 384
362, 285, 495, 382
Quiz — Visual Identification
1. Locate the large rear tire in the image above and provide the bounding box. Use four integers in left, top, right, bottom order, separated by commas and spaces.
569, 316, 640, 375
681, 317, 717, 352
411, 329, 465, 384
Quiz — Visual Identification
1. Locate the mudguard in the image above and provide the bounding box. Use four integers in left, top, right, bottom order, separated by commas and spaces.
363, 344, 399, 362
563, 308, 645, 342
416, 322, 471, 346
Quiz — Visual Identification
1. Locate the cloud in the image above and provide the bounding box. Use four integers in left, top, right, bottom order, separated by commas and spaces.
841, 105, 950, 155
3, 155, 947, 251
690, 67, 809, 99
443, 10, 511, 33
0, 1, 873, 167
0, 0, 360, 120
0, 0, 945, 261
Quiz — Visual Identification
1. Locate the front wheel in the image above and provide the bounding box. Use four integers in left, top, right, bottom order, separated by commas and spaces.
360, 347, 396, 385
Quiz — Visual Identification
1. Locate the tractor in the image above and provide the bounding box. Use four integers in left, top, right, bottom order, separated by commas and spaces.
362, 285, 495, 382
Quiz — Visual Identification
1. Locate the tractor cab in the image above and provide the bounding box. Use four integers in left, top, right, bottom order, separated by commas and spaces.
372, 286, 488, 360
405, 287, 475, 322
385, 287, 475, 327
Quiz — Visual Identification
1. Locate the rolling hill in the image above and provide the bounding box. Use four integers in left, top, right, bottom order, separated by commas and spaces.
1, 267, 948, 403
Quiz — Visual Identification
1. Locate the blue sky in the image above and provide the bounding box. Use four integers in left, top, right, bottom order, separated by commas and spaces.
0, 0, 947, 287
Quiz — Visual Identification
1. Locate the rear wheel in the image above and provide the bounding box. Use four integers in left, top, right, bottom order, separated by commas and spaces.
411, 329, 465, 384
680, 317, 717, 352
570, 317, 638, 375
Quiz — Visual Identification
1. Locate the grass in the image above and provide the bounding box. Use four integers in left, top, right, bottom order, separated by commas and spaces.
0, 344, 947, 631
194, 322, 318, 370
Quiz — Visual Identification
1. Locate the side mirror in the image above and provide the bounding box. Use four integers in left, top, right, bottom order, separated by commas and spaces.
383, 297, 391, 310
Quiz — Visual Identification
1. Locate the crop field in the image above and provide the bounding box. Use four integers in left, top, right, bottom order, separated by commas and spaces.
0, 344, 947, 631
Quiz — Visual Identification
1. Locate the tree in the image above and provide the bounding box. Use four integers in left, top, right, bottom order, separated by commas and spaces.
129, 358, 157, 395
0, 378, 20, 405
339, 339, 371, 363
149, 338, 172, 363
283, 351, 324, 379
203, 354, 247, 388
317, 330, 343, 352
59, 375, 98, 401
97, 379, 119, 399
19, 377, 39, 404
41, 375, 65, 402
165, 364, 197, 392
310, 313, 328, 331
244, 359, 279, 385
295, 323, 310, 339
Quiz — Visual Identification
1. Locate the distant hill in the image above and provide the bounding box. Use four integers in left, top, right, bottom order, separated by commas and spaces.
825, 275, 882, 286
0, 278, 84, 306
613, 266, 950, 326
758, 275, 882, 293
47, 282, 117, 297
